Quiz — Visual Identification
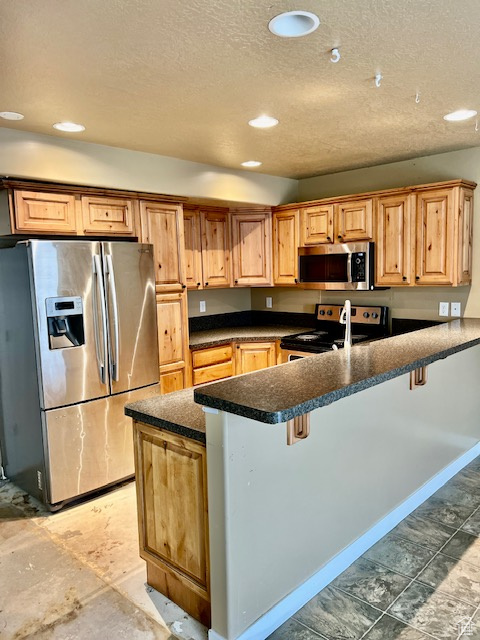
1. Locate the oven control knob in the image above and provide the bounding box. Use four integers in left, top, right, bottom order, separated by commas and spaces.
372, 312, 379, 319
326, 310, 333, 316
363, 312, 370, 318
319, 309, 325, 316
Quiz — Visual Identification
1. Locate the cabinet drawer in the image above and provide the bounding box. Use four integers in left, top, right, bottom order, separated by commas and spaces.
192, 345, 232, 368
193, 361, 234, 386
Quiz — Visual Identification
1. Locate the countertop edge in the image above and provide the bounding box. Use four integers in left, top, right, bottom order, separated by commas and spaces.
125, 407, 206, 444
193, 334, 480, 424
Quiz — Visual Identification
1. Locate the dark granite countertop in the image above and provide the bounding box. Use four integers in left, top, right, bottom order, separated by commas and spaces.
125, 388, 206, 444
189, 325, 310, 350
194, 319, 480, 424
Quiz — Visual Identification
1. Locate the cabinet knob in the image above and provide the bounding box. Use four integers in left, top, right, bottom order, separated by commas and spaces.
294, 278, 298, 284
415, 276, 420, 281
337, 235, 343, 241
182, 284, 186, 289
402, 276, 407, 281
197, 282, 201, 286
235, 279, 238, 284
205, 282, 209, 286
327, 236, 331, 241
236, 345, 240, 349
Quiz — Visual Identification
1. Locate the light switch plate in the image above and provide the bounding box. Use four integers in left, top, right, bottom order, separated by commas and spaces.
200, 300, 206, 313
439, 302, 449, 317
266, 296, 273, 309
451, 302, 461, 317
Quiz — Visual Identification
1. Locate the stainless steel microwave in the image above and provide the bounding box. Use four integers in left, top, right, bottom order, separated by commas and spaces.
298, 242, 375, 290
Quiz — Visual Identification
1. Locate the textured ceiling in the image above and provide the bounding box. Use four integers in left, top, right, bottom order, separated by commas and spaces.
1, 0, 479, 179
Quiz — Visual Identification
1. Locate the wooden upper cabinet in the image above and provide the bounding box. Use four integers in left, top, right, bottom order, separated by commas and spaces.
81, 196, 135, 235
415, 189, 455, 285
335, 198, 374, 242
140, 201, 186, 292
235, 341, 276, 374
300, 205, 334, 245
13, 190, 77, 234
376, 194, 414, 286
183, 209, 203, 290
231, 211, 272, 286
457, 188, 474, 285
200, 209, 231, 288
273, 209, 299, 286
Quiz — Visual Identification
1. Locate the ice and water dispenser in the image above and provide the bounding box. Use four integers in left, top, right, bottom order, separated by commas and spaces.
46, 296, 85, 349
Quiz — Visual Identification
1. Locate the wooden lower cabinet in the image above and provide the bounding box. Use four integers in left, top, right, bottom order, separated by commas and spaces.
235, 341, 276, 374
133, 421, 210, 626
156, 292, 190, 393
192, 344, 235, 386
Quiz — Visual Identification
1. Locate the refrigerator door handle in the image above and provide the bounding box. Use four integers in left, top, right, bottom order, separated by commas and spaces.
92, 255, 108, 384
105, 254, 120, 382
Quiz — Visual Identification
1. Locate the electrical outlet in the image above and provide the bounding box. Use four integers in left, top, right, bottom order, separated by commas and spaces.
451, 302, 461, 317
439, 302, 449, 317
266, 296, 273, 309
199, 300, 206, 313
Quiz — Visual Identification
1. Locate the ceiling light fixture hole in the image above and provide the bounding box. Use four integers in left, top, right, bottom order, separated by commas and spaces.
268, 11, 320, 38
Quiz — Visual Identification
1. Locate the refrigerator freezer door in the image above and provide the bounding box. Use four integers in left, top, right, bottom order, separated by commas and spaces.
29, 240, 109, 409
102, 242, 159, 394
44, 383, 160, 505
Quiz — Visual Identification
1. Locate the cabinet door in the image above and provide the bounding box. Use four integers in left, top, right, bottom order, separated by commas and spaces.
156, 292, 190, 392
273, 210, 299, 285
141, 201, 186, 292
300, 205, 334, 245
183, 209, 203, 289
457, 188, 474, 286
415, 189, 454, 285
81, 196, 135, 235
160, 370, 186, 395
231, 212, 272, 286
235, 342, 276, 374
200, 210, 231, 288
13, 190, 77, 234
376, 194, 414, 286
133, 422, 210, 625
336, 199, 374, 242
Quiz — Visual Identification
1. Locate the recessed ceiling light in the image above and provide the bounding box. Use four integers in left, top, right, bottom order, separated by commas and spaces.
0, 111, 24, 121
53, 121, 85, 132
248, 115, 279, 129
241, 161, 262, 168
443, 109, 477, 122
268, 11, 320, 38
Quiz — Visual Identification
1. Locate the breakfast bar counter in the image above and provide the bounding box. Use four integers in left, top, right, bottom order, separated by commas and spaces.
126, 319, 480, 640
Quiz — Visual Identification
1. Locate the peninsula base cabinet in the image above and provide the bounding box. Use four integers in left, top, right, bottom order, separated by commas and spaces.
133, 421, 210, 626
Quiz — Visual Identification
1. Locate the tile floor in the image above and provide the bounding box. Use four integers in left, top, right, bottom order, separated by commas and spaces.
1, 455, 480, 640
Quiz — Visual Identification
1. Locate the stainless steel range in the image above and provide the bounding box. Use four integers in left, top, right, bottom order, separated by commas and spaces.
280, 303, 388, 361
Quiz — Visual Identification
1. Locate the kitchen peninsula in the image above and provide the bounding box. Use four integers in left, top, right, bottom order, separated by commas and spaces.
126, 319, 480, 640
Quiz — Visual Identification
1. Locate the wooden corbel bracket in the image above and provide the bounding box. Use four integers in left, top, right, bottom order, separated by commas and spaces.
287, 413, 311, 445
410, 366, 428, 390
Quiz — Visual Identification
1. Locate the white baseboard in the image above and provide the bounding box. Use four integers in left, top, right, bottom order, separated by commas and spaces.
209, 443, 480, 640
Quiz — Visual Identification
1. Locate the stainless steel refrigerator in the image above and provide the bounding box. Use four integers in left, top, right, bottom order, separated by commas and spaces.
0, 239, 159, 509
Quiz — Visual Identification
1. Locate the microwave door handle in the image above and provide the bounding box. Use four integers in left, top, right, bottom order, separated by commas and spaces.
105, 254, 120, 382
92, 255, 108, 384
347, 252, 353, 284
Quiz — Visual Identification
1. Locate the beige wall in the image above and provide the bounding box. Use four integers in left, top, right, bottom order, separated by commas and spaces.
252, 146, 480, 320
0, 127, 298, 206
188, 289, 251, 318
